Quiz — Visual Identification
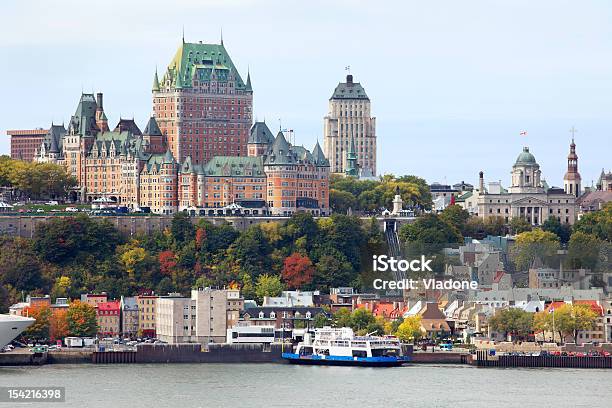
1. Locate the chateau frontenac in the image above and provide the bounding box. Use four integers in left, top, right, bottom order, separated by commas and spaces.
32, 40, 330, 216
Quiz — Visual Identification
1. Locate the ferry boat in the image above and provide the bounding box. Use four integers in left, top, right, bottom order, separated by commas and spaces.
282, 327, 409, 367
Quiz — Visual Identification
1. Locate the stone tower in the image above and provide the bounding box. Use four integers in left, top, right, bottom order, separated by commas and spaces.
323, 74, 376, 175
563, 138, 581, 197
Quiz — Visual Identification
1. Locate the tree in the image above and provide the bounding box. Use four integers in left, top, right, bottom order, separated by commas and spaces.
332, 308, 353, 328
329, 189, 357, 214
171, 212, 195, 244
509, 217, 533, 235
533, 311, 553, 342
281, 253, 315, 289
399, 213, 463, 252
66, 301, 97, 337
313, 251, 354, 289
351, 308, 376, 333
50, 309, 69, 340
33, 215, 122, 265
512, 229, 560, 270
23, 305, 51, 340
158, 250, 177, 276
313, 313, 331, 328
566, 231, 602, 270
230, 226, 272, 278
542, 216, 572, 243
118, 242, 149, 280
488, 308, 534, 341
254, 274, 283, 302
50, 276, 71, 300
395, 315, 423, 342
573, 202, 612, 242
440, 205, 470, 234
0, 238, 45, 292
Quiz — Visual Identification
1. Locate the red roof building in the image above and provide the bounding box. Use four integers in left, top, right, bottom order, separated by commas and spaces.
96, 301, 121, 337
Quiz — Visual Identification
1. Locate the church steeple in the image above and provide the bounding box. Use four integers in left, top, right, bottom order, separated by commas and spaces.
344, 135, 359, 177
563, 130, 581, 197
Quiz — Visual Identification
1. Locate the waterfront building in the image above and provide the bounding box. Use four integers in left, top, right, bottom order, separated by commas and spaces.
136, 293, 158, 338
96, 301, 121, 337
418, 302, 451, 338
152, 39, 253, 164
120, 296, 139, 337
603, 298, 612, 343
472, 287, 605, 308
155, 294, 195, 344
323, 74, 376, 175
477, 145, 578, 225
240, 306, 326, 330
80, 293, 108, 308
6, 128, 48, 161
543, 301, 605, 344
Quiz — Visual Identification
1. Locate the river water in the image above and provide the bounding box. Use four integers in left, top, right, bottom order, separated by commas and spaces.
1, 363, 611, 407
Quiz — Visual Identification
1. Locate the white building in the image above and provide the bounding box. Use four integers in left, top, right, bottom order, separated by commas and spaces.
477, 144, 578, 225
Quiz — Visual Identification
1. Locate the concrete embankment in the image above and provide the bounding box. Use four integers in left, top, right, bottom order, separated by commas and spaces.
0, 351, 47, 366
411, 352, 469, 364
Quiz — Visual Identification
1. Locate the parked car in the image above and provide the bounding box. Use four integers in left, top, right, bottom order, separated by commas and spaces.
45, 201, 59, 205
36, 208, 45, 213
65, 207, 79, 212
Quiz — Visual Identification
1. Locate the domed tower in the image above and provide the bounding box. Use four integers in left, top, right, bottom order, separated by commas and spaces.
509, 147, 543, 193
563, 138, 581, 197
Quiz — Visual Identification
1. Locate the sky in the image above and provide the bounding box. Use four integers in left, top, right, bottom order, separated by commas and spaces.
1, 0, 611, 188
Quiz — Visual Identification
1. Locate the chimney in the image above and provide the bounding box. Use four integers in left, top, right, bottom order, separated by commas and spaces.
346, 74, 353, 85
96, 93, 103, 110
479, 171, 484, 192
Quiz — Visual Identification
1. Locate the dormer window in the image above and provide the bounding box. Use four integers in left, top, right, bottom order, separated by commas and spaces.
258, 311, 264, 319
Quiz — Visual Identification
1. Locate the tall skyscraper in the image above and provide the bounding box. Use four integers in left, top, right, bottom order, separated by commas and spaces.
153, 38, 253, 165
323, 74, 376, 176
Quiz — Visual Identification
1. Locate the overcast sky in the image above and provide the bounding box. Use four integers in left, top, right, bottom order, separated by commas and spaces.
1, 0, 610, 187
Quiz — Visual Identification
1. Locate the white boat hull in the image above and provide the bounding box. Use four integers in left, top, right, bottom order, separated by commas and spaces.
0, 314, 35, 347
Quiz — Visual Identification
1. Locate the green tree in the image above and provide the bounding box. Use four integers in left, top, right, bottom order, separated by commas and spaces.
350, 308, 376, 333
171, 212, 195, 244
541, 216, 572, 243
254, 274, 283, 302
488, 308, 534, 341
230, 226, 272, 278
509, 217, 533, 235
329, 189, 357, 214
566, 231, 602, 270
332, 308, 353, 328
573, 202, 612, 241
66, 301, 97, 337
512, 229, 560, 270
399, 213, 463, 251
440, 205, 470, 234
395, 315, 422, 342
313, 313, 331, 328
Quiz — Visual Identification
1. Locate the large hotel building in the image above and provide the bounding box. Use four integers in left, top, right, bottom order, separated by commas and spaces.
323, 74, 377, 176
15, 40, 330, 216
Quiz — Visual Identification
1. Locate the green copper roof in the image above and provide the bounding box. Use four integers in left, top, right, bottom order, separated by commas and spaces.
68, 93, 99, 137
165, 42, 248, 90
345, 135, 359, 177
331, 74, 369, 100
515, 147, 537, 165
152, 70, 160, 92
312, 141, 329, 166
203, 156, 264, 177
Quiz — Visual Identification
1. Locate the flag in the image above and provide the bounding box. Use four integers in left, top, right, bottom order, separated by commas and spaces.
519, 130, 527, 136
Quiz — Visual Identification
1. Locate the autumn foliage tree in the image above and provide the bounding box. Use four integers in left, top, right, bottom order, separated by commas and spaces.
158, 250, 178, 276
66, 301, 97, 337
50, 309, 69, 340
281, 252, 315, 289
23, 304, 51, 340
